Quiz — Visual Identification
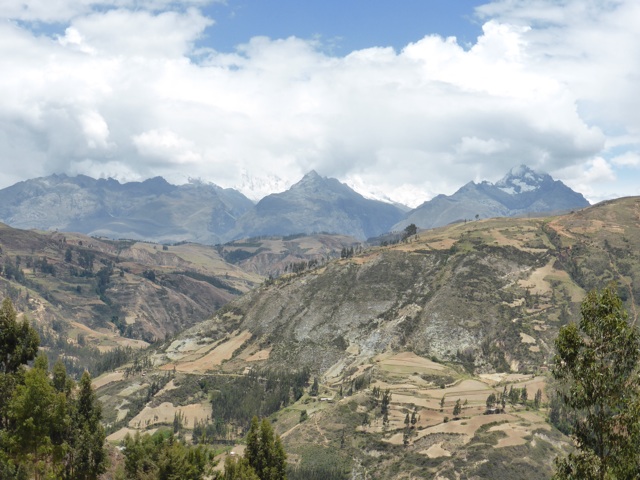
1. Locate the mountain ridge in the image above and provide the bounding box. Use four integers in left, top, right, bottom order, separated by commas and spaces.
0, 166, 590, 243
394, 165, 589, 231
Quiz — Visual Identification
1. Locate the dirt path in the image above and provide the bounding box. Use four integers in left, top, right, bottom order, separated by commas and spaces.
314, 414, 330, 445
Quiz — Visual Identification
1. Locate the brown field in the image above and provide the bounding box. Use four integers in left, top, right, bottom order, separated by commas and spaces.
518, 258, 570, 296
70, 321, 149, 350
106, 427, 138, 443
377, 351, 449, 373
246, 347, 272, 362
118, 383, 148, 397
423, 442, 452, 458
163, 330, 252, 373
417, 413, 518, 442
128, 402, 211, 429
92, 371, 124, 389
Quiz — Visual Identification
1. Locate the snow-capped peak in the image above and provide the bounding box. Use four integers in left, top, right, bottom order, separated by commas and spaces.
234, 171, 291, 202
495, 165, 548, 195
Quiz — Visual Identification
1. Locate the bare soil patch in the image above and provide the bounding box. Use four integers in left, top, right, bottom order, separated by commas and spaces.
416, 413, 518, 443
424, 442, 452, 458
377, 352, 448, 373
166, 330, 252, 373
246, 347, 272, 362
92, 371, 124, 389
128, 402, 211, 429
106, 427, 137, 443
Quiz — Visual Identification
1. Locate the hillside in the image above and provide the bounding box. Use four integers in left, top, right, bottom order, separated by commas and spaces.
95, 197, 640, 478
217, 233, 362, 276
0, 224, 262, 371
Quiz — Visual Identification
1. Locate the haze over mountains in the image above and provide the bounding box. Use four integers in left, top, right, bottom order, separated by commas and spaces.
0, 166, 589, 243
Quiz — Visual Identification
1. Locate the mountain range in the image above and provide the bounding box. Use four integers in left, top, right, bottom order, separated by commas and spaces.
0, 166, 589, 243
394, 165, 590, 231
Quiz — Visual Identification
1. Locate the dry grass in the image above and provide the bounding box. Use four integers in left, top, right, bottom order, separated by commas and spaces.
128, 402, 211, 429
163, 330, 252, 373
377, 351, 449, 373
92, 371, 124, 389
423, 442, 453, 458
245, 347, 272, 362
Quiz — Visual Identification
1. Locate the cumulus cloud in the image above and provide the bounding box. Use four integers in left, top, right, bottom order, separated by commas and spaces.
0, 0, 637, 205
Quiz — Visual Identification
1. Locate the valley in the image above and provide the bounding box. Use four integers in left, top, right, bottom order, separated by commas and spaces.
86, 196, 640, 478
1, 180, 638, 478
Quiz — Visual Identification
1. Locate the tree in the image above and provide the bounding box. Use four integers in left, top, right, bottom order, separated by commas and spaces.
452, 399, 462, 419
8, 353, 58, 479
72, 371, 107, 480
403, 224, 417, 240
534, 388, 542, 409
552, 285, 640, 480
310, 377, 319, 396
122, 431, 213, 480
0, 298, 39, 374
244, 417, 286, 480
224, 456, 259, 480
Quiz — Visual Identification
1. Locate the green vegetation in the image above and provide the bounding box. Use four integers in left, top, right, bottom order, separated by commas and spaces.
552, 285, 640, 479
221, 416, 285, 480
121, 430, 215, 479
0, 297, 106, 479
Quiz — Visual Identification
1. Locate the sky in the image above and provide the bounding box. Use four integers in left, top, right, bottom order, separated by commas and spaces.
1, 0, 639, 206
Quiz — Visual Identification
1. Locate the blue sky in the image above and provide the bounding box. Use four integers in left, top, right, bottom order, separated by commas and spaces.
0, 0, 638, 205
201, 1, 484, 55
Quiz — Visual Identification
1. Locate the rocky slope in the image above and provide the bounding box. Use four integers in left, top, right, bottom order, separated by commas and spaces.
97, 197, 640, 478
0, 174, 254, 244
230, 171, 406, 240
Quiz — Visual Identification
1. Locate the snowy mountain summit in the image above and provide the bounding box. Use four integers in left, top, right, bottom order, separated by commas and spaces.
394, 164, 590, 231
494, 165, 551, 195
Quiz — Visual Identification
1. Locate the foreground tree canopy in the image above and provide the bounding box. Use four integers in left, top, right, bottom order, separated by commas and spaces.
552, 284, 640, 479
0, 297, 106, 479
224, 416, 286, 480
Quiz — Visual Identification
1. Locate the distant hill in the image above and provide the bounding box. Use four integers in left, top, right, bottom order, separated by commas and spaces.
394, 165, 590, 231
0, 174, 254, 244
218, 233, 362, 276
0, 223, 263, 359
230, 170, 406, 240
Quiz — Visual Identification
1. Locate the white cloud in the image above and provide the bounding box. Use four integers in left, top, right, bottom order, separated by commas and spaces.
0, 0, 215, 23
456, 137, 510, 156
0, 0, 638, 205
611, 152, 640, 167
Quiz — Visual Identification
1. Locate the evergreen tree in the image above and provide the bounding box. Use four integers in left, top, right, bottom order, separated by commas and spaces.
534, 388, 543, 409
452, 399, 462, 419
224, 456, 259, 480
244, 416, 286, 480
310, 377, 319, 396
71, 371, 107, 480
0, 298, 39, 374
553, 285, 640, 479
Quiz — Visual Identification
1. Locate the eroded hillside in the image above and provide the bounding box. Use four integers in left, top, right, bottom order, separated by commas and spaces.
95, 197, 640, 478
